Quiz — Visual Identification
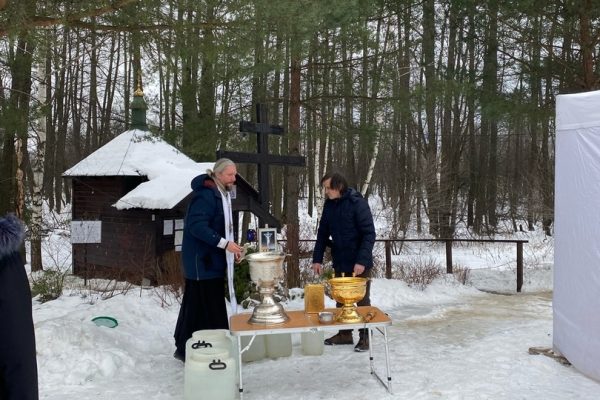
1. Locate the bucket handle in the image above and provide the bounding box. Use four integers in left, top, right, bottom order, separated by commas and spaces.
209, 360, 227, 370
191, 340, 213, 349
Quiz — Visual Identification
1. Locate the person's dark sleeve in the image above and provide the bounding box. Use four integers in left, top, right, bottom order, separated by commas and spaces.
354, 199, 376, 268
0, 253, 39, 400
312, 206, 330, 264
186, 191, 221, 247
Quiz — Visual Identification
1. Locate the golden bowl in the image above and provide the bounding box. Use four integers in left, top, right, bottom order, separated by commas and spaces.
328, 277, 367, 323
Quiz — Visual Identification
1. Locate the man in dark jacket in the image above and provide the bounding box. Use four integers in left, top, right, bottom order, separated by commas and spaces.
173, 159, 243, 361
312, 172, 376, 352
0, 214, 39, 399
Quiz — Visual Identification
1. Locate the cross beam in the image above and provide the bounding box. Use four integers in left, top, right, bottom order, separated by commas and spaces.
217, 103, 305, 222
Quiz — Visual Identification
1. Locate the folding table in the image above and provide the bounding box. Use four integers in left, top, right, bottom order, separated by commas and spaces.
229, 305, 393, 398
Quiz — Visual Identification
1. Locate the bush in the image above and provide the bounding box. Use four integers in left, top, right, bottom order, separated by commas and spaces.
153, 250, 184, 307
393, 257, 442, 290
453, 265, 471, 285
31, 270, 67, 302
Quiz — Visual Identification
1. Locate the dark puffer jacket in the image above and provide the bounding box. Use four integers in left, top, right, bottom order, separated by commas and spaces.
0, 214, 39, 400
181, 174, 228, 280
312, 188, 376, 274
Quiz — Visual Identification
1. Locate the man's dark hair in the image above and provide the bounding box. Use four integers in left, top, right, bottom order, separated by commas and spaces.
321, 171, 348, 193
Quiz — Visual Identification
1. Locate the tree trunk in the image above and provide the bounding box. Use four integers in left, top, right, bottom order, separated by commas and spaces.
466, 6, 476, 229
30, 41, 50, 272
179, 5, 201, 159
285, 38, 302, 289
341, 31, 356, 185
361, 15, 388, 198
197, 1, 217, 160
485, 2, 499, 233
1, 34, 35, 220
422, 0, 439, 237
271, 33, 284, 221
101, 32, 119, 138
527, 15, 541, 232
439, 3, 458, 238
578, 0, 597, 90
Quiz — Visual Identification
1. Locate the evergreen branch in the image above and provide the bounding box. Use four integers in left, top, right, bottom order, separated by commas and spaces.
0, 0, 138, 36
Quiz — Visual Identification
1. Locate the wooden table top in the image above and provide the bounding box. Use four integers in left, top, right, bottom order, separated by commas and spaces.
230, 306, 391, 335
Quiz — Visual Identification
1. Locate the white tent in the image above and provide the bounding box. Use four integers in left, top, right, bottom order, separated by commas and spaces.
554, 90, 600, 382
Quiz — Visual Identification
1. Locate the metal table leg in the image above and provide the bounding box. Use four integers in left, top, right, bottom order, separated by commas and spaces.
382, 326, 393, 394
237, 336, 244, 399
369, 326, 393, 394
237, 334, 257, 399
368, 327, 375, 374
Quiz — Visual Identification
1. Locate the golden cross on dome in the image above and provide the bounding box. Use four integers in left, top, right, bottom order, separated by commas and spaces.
134, 72, 144, 97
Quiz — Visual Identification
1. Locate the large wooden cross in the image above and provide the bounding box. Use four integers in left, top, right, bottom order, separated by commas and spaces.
217, 103, 305, 225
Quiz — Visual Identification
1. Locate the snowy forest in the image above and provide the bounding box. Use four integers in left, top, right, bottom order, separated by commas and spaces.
1, 1, 598, 264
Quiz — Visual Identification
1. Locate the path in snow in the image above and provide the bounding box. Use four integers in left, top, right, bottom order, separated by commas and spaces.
239, 291, 599, 400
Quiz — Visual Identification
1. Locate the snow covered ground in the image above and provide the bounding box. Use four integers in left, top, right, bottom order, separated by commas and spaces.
31, 246, 600, 399
27, 206, 599, 399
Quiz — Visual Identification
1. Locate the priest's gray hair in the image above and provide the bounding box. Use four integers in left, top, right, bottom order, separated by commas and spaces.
206, 158, 235, 177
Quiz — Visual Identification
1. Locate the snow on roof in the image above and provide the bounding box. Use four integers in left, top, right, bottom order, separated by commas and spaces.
113, 162, 213, 210
63, 129, 213, 210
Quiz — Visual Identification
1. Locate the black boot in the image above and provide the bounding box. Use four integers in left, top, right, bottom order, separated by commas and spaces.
354, 329, 369, 352
324, 330, 353, 345
173, 349, 185, 362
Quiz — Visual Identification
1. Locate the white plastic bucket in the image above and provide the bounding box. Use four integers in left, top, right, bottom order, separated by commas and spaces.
184, 347, 236, 400
186, 329, 234, 363
240, 335, 266, 363
265, 333, 292, 358
301, 331, 324, 356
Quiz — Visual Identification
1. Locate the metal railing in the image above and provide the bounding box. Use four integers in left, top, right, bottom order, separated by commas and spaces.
281, 238, 528, 292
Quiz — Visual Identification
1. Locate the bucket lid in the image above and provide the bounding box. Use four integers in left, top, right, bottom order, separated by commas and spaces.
191, 329, 229, 340
91, 316, 118, 328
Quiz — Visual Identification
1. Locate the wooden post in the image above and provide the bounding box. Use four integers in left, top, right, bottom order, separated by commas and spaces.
445, 240, 453, 274
385, 240, 392, 279
517, 241, 523, 292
